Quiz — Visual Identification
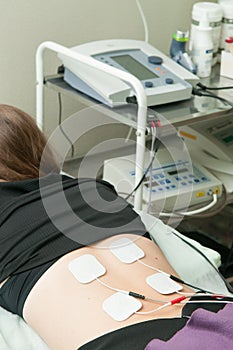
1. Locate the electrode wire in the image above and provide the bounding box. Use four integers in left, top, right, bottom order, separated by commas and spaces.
95, 277, 166, 303
135, 295, 188, 315
57, 92, 75, 157
136, 258, 213, 294
135, 302, 172, 315
197, 82, 233, 91
136, 297, 233, 315
147, 123, 157, 213
192, 86, 233, 108
125, 119, 161, 201
181, 300, 233, 306
170, 229, 233, 294
137, 258, 167, 275
96, 277, 233, 316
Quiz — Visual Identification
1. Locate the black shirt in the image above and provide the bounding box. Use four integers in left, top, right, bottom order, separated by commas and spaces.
0, 174, 146, 282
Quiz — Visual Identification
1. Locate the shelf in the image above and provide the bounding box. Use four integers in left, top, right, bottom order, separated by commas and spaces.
44, 72, 233, 130
38, 42, 233, 211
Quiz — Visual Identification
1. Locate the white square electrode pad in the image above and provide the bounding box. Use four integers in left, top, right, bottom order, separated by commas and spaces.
146, 273, 182, 294
103, 292, 142, 321
68, 254, 106, 283
109, 237, 144, 263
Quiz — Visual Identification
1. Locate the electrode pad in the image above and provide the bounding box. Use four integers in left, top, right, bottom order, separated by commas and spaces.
103, 292, 142, 321
68, 254, 106, 283
146, 273, 182, 294
109, 237, 144, 263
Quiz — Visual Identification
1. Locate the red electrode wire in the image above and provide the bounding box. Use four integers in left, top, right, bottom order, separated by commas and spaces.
170, 295, 187, 305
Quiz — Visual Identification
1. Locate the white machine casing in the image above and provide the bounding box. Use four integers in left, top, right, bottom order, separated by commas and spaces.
103, 149, 222, 212
58, 39, 199, 107
179, 116, 233, 195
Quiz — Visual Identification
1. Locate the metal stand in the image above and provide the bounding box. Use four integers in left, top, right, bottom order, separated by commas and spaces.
36, 41, 148, 210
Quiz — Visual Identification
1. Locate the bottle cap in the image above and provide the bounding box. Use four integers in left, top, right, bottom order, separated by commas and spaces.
199, 12, 211, 30
225, 37, 233, 43
173, 30, 189, 42
192, 2, 222, 22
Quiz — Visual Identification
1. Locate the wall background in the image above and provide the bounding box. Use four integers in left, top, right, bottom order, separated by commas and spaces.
0, 0, 217, 114
0, 0, 217, 154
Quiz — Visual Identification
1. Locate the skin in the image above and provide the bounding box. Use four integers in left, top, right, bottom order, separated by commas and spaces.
22, 233, 192, 350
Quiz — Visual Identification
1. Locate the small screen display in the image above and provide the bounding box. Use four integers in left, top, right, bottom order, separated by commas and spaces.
111, 54, 158, 80
168, 168, 188, 176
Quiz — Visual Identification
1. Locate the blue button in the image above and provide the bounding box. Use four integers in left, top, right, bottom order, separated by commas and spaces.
159, 174, 165, 178
159, 180, 165, 185
194, 179, 200, 183
165, 179, 171, 183
145, 81, 153, 88
152, 189, 156, 193
183, 176, 188, 179
181, 182, 187, 186
154, 175, 159, 179
148, 56, 163, 65
171, 185, 176, 188
158, 187, 163, 191
188, 180, 193, 184
166, 78, 174, 84
176, 177, 182, 181
201, 177, 208, 181
166, 186, 170, 190
189, 174, 195, 178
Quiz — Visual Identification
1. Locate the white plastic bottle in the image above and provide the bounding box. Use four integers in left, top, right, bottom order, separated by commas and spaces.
218, 0, 233, 50
191, 13, 214, 78
190, 2, 222, 65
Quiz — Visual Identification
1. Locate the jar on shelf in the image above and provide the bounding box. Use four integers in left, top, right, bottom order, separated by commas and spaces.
190, 2, 223, 66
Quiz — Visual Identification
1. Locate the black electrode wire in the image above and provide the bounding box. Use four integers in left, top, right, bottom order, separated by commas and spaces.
192, 86, 233, 108
125, 125, 161, 201
147, 125, 157, 213
197, 82, 233, 91
95, 277, 165, 303
169, 275, 212, 294
171, 229, 233, 294
125, 148, 156, 201
137, 258, 213, 294
97, 274, 233, 316
202, 89, 233, 108
57, 92, 75, 157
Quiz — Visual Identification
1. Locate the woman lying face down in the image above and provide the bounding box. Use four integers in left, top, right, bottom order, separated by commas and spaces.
0, 104, 194, 350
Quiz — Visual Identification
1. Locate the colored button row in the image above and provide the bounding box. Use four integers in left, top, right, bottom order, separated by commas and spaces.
149, 184, 177, 193
144, 78, 174, 88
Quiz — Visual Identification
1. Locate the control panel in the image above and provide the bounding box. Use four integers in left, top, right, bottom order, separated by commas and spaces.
103, 149, 222, 212
59, 39, 198, 107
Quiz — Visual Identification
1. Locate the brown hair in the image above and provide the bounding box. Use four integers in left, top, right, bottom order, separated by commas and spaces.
0, 104, 60, 181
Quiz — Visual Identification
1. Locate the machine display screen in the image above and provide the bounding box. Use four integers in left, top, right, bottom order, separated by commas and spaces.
111, 54, 159, 80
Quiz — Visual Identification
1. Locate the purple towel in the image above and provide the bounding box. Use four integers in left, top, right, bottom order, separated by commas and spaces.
145, 304, 233, 350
